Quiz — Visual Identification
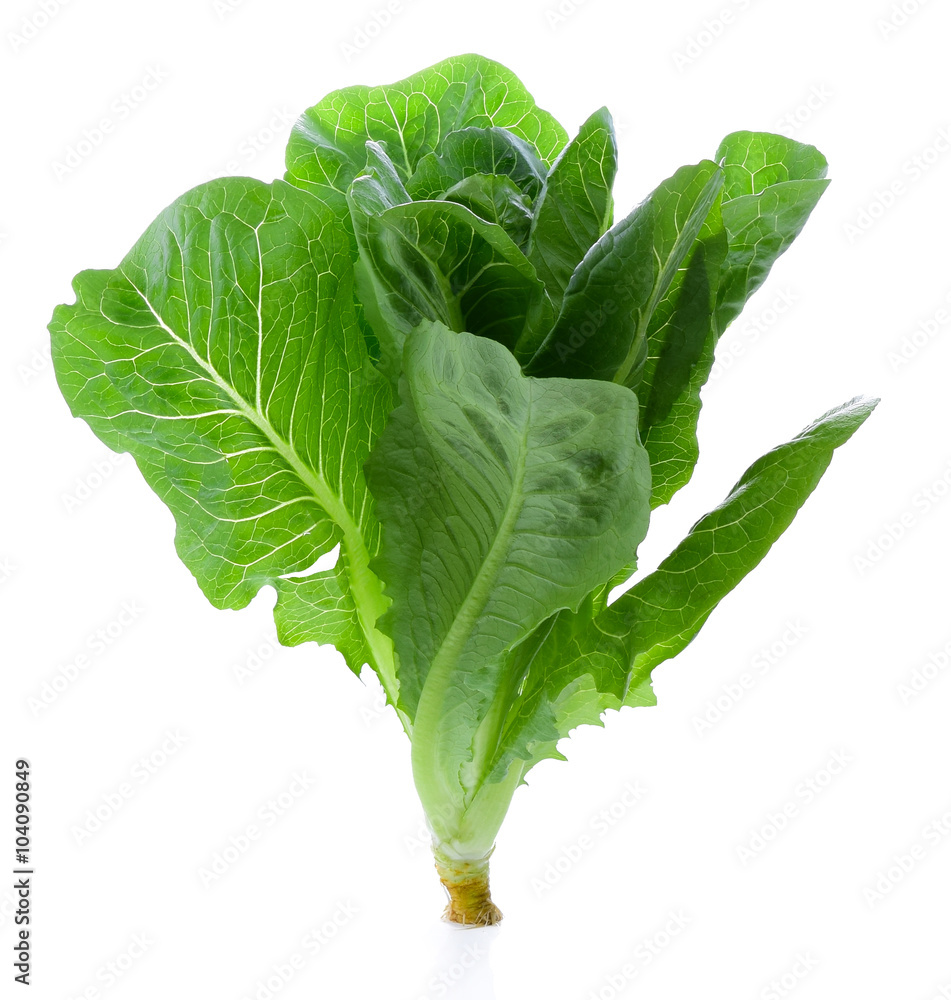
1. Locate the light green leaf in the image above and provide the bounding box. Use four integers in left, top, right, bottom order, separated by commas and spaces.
528, 106, 618, 305
526, 161, 724, 384
285, 54, 567, 207
274, 558, 369, 674
349, 140, 412, 215
365, 322, 651, 835
49, 178, 399, 707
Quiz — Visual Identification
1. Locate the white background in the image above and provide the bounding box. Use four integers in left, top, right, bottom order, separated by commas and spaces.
2, 1, 950, 998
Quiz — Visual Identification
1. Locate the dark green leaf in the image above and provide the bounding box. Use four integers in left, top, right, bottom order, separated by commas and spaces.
610, 395, 879, 702
348, 195, 553, 376
528, 106, 618, 305
441, 174, 535, 248
486, 396, 878, 775
633, 132, 830, 507
526, 161, 723, 384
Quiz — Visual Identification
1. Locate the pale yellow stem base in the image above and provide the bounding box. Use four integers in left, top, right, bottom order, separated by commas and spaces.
434, 849, 502, 927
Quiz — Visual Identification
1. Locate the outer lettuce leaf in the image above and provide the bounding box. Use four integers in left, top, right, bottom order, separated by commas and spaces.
365, 322, 651, 832
636, 204, 727, 506
524, 131, 829, 509
484, 396, 878, 780
714, 130, 829, 333
612, 396, 875, 700
526, 161, 724, 383
48, 178, 400, 713
285, 54, 567, 209
274, 556, 369, 671
637, 132, 830, 506
528, 107, 618, 305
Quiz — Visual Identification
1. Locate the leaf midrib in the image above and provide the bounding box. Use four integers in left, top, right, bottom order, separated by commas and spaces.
410, 381, 533, 799
121, 272, 403, 725
612, 175, 719, 387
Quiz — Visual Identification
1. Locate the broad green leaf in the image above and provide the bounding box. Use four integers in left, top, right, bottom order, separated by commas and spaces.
285, 54, 567, 207
405, 126, 546, 202
49, 178, 399, 703
528, 106, 618, 305
525, 161, 723, 384
365, 322, 651, 815
485, 395, 878, 777
348, 195, 553, 376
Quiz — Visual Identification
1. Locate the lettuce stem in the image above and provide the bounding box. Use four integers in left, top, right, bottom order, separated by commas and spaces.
433, 844, 501, 927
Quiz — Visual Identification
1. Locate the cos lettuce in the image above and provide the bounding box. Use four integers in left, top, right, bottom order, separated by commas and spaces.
49, 54, 876, 926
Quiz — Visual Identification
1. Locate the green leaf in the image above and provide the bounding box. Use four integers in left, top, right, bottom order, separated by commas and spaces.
611, 395, 879, 699
525, 161, 724, 384
484, 594, 642, 783
47, 55, 875, 926
365, 322, 651, 839
48, 178, 400, 709
714, 131, 829, 335
441, 174, 535, 249
348, 140, 412, 215
274, 557, 369, 673
348, 195, 553, 376
405, 126, 546, 202
633, 131, 829, 507
528, 106, 618, 305
285, 54, 567, 207
483, 396, 877, 777
636, 204, 728, 506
